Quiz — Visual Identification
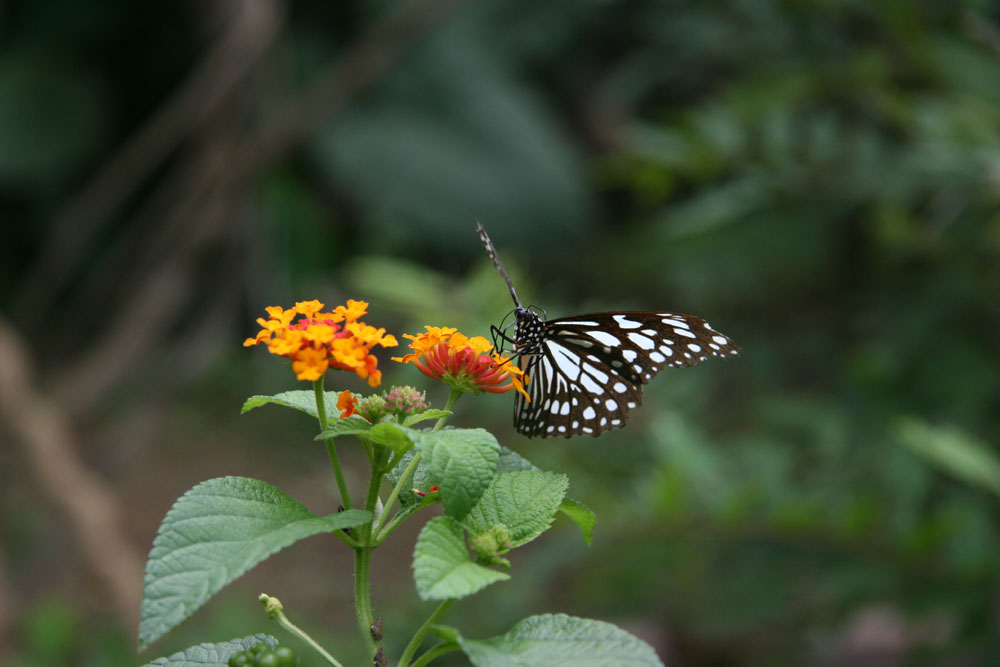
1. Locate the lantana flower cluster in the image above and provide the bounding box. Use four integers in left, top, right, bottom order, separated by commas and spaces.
392, 326, 528, 400
336, 386, 429, 423
244, 299, 397, 384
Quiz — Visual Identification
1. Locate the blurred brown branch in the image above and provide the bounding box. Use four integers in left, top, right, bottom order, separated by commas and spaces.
0, 319, 143, 628
12, 0, 283, 328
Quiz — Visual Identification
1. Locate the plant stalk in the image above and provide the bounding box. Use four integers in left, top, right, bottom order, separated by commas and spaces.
314, 379, 352, 509
396, 599, 455, 667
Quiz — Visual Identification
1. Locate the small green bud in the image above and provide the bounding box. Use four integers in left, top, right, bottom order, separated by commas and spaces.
253, 651, 280, 667
470, 523, 512, 561
229, 651, 252, 667
357, 395, 388, 422
273, 645, 297, 666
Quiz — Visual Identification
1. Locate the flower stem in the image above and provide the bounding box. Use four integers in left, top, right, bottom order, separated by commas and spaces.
354, 441, 388, 660
432, 389, 462, 432
260, 594, 344, 667
396, 599, 455, 667
373, 451, 421, 538
374, 503, 412, 544
410, 643, 460, 667
373, 390, 462, 538
314, 379, 352, 509
354, 547, 377, 659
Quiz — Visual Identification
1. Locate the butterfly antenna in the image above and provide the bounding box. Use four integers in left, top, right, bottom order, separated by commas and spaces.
476, 221, 523, 309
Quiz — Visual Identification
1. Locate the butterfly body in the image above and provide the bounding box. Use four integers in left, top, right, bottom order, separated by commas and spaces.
477, 223, 740, 438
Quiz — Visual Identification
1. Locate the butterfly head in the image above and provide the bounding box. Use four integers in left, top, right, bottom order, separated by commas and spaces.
513, 306, 545, 355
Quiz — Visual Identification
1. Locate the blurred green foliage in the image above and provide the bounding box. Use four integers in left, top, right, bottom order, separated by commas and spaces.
2, 0, 1000, 665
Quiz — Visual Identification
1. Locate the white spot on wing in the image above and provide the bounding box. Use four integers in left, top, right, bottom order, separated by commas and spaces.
613, 315, 642, 329
585, 330, 621, 347
582, 362, 609, 384
582, 406, 596, 420
613, 381, 627, 393
546, 340, 581, 381
580, 374, 603, 394
650, 351, 665, 363
622, 350, 638, 362
627, 332, 656, 350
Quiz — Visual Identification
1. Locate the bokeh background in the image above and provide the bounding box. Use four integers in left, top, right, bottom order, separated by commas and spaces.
2, 0, 1000, 665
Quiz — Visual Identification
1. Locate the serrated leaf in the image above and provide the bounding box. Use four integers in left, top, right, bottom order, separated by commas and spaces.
403, 409, 452, 426
558, 497, 596, 546
413, 516, 509, 600
139, 477, 371, 648
496, 445, 536, 474
366, 422, 416, 456
242, 390, 346, 423
496, 446, 595, 544
897, 418, 1000, 497
417, 429, 500, 520
456, 614, 664, 666
464, 471, 568, 549
317, 415, 374, 440
142, 634, 278, 666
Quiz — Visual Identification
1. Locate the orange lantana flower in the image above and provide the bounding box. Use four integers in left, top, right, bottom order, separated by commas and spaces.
392, 326, 528, 400
337, 390, 358, 419
244, 299, 397, 385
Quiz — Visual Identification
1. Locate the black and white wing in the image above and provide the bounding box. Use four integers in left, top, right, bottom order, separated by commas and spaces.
513, 311, 740, 437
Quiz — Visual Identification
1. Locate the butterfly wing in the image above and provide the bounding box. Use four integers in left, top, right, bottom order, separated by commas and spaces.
513, 311, 740, 438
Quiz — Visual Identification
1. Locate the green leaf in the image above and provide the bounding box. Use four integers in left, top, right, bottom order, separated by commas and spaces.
365, 422, 415, 456
242, 390, 349, 423
403, 409, 452, 427
464, 471, 568, 549
413, 516, 509, 600
896, 418, 1000, 497
317, 415, 374, 440
139, 477, 371, 649
455, 614, 664, 666
142, 634, 278, 666
496, 445, 537, 473
496, 446, 595, 544
416, 429, 500, 520
557, 497, 596, 546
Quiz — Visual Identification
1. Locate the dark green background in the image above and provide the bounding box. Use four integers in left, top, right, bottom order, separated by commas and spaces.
2, 1, 999, 665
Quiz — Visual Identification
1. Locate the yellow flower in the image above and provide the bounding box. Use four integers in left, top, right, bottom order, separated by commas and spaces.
291, 346, 329, 382
245, 299, 397, 385
392, 326, 528, 400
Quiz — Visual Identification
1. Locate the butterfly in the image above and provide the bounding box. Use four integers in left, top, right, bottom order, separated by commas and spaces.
477, 222, 741, 438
